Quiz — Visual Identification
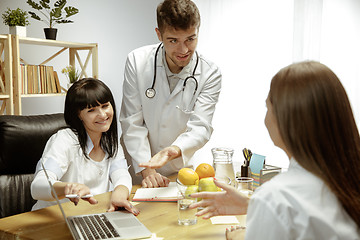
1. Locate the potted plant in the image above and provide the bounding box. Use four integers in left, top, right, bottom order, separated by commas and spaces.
27, 0, 79, 40
62, 65, 80, 88
2, 8, 30, 37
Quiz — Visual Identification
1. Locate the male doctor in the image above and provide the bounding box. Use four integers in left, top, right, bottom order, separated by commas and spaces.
120, 0, 222, 188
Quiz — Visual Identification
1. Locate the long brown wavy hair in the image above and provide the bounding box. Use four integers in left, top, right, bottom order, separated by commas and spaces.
269, 61, 360, 227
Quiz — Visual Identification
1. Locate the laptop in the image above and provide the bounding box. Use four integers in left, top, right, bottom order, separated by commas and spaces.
40, 162, 152, 240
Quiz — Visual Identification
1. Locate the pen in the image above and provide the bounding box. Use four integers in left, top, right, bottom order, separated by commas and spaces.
242, 148, 252, 167
66, 194, 93, 199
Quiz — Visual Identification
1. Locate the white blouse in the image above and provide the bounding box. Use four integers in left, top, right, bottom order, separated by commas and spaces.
245, 158, 359, 240
31, 128, 132, 210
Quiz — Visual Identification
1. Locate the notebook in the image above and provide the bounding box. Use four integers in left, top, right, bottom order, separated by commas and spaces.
132, 182, 178, 202
41, 162, 152, 240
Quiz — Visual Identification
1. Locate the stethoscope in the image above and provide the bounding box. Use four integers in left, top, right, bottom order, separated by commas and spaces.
145, 43, 199, 98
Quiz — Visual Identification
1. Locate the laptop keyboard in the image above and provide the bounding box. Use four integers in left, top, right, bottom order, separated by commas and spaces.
71, 214, 120, 240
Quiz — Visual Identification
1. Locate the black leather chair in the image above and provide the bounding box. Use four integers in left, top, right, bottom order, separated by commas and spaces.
0, 113, 67, 218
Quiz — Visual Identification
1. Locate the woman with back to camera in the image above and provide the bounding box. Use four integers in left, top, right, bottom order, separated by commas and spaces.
31, 78, 139, 215
190, 61, 360, 239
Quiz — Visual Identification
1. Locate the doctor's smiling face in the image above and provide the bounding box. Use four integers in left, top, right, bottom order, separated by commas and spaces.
156, 26, 198, 74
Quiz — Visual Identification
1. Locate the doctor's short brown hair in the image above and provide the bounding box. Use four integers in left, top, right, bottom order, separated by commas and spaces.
156, 0, 200, 33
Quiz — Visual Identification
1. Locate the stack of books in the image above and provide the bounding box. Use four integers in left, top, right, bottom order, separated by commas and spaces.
20, 64, 61, 94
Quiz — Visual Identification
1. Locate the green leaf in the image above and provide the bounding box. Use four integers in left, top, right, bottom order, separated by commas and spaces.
51, 7, 62, 18
64, 6, 79, 18
54, 0, 66, 9
29, 11, 41, 21
56, 19, 73, 24
39, 0, 50, 9
26, 0, 43, 10
28, 11, 41, 21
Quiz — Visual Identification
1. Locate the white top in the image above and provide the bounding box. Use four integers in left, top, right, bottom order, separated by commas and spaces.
31, 128, 132, 210
120, 44, 222, 175
245, 158, 360, 240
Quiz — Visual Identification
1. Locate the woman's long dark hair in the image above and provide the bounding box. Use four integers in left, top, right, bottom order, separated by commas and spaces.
269, 61, 360, 227
64, 78, 118, 159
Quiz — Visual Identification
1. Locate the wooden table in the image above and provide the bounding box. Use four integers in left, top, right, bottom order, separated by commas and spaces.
0, 184, 246, 240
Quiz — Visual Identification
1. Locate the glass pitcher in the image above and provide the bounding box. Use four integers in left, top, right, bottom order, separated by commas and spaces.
212, 147, 235, 185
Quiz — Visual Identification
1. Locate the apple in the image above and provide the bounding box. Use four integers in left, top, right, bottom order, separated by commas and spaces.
185, 185, 199, 198
198, 177, 218, 192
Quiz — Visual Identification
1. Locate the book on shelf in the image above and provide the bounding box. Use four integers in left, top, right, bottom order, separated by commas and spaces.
54, 71, 61, 93
20, 64, 62, 94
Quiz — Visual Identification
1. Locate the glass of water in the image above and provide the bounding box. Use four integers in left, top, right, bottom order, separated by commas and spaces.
176, 179, 197, 225
235, 177, 254, 197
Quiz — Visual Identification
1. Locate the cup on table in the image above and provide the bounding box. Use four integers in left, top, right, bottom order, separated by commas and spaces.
235, 177, 254, 197
176, 178, 197, 226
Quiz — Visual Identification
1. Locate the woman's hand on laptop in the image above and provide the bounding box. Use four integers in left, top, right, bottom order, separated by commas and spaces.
108, 185, 140, 216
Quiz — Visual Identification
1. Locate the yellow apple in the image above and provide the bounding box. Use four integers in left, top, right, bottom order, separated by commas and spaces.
198, 177, 218, 192
185, 185, 199, 198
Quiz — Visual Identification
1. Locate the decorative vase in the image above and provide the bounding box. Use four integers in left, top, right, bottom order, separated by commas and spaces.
9, 26, 26, 37
44, 28, 57, 40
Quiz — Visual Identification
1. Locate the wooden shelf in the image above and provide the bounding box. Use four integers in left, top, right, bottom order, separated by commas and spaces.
21, 93, 66, 98
17, 36, 97, 49
0, 35, 13, 115
0, 35, 99, 115
0, 94, 10, 99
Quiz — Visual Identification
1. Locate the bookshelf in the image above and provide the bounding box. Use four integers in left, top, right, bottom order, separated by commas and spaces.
0, 35, 13, 115
7, 35, 98, 115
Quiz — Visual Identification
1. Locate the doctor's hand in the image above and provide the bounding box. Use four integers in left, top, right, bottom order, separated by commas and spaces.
140, 168, 170, 188
189, 179, 249, 219
139, 146, 181, 169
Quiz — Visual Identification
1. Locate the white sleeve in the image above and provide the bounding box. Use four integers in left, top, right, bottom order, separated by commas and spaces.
110, 169, 132, 195
109, 148, 132, 194
120, 53, 152, 174
173, 62, 222, 165
31, 130, 73, 200
31, 170, 60, 201
245, 196, 290, 240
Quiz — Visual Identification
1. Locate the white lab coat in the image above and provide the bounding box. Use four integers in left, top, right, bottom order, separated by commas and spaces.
245, 158, 360, 239
120, 44, 222, 176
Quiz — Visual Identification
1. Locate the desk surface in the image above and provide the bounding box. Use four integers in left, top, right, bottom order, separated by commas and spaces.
0, 184, 246, 240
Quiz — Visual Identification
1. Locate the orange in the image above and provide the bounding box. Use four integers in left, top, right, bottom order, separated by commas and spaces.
195, 163, 215, 179
178, 168, 199, 185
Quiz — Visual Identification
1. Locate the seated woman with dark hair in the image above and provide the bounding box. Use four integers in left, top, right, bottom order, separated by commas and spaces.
190, 61, 360, 239
31, 78, 139, 216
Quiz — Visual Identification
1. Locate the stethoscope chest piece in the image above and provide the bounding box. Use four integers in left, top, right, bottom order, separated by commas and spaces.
145, 88, 156, 98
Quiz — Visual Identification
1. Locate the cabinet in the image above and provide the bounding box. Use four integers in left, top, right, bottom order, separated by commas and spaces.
0, 34, 98, 115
